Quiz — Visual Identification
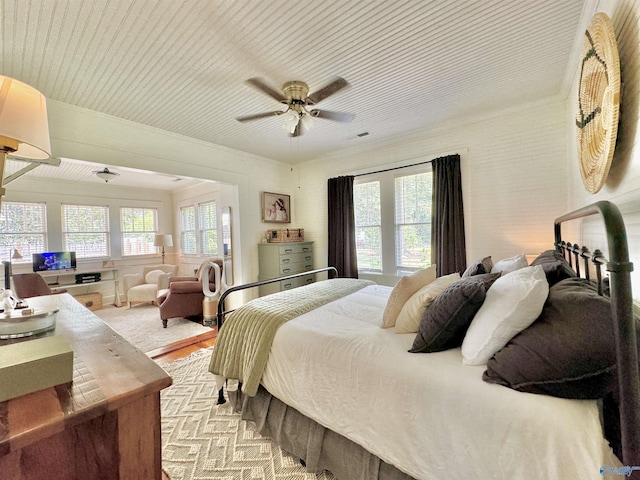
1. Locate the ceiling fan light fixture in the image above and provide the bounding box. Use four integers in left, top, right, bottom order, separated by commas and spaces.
282, 109, 299, 134
300, 112, 314, 131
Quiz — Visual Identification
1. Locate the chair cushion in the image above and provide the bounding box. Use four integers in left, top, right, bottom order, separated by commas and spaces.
145, 269, 165, 284
127, 283, 159, 303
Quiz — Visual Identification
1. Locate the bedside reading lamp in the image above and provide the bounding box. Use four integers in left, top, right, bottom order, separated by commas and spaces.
0, 76, 51, 206
154, 234, 173, 264
0, 76, 50, 293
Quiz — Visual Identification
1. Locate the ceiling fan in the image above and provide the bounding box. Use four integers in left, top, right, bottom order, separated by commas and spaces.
235, 77, 355, 137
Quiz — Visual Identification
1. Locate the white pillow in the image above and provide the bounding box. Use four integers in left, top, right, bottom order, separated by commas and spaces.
395, 272, 460, 334
145, 269, 165, 284
382, 265, 437, 328
491, 253, 528, 275
461, 265, 549, 365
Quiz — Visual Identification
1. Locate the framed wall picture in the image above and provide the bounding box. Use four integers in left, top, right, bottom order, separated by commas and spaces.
262, 192, 290, 223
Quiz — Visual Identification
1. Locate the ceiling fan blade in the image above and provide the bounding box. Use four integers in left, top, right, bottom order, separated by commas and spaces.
307, 77, 349, 104
309, 109, 355, 123
236, 110, 284, 122
246, 78, 286, 103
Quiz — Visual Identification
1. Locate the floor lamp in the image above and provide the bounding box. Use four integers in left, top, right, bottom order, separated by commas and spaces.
154, 234, 173, 264
0, 76, 52, 209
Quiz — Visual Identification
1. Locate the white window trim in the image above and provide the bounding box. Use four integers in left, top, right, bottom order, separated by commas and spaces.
355, 163, 432, 278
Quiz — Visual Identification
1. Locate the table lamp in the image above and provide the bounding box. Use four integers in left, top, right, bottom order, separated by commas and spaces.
154, 234, 173, 264
3, 249, 23, 290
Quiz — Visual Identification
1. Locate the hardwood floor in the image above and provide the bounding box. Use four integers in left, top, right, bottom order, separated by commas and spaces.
152, 327, 217, 366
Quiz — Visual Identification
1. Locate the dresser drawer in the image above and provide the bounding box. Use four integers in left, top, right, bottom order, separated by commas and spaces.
279, 261, 314, 276
277, 244, 312, 255
279, 274, 315, 291
279, 252, 313, 266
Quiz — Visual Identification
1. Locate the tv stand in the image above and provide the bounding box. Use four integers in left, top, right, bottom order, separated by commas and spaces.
35, 267, 122, 306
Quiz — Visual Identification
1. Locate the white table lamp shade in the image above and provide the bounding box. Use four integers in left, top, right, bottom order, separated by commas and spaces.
0, 76, 51, 160
154, 235, 173, 247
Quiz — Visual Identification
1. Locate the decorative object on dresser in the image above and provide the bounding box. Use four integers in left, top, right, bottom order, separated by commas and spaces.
123, 264, 178, 308
267, 227, 304, 243
261, 192, 290, 223
575, 12, 621, 194
258, 241, 314, 296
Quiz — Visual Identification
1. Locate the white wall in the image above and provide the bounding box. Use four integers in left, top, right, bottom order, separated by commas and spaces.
40, 100, 298, 300
295, 95, 570, 286
565, 1, 640, 304
4, 176, 175, 303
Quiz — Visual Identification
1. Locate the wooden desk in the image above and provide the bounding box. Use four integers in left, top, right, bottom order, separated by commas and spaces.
0, 294, 172, 479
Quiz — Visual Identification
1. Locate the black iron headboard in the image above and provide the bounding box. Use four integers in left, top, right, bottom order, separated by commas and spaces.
554, 200, 639, 468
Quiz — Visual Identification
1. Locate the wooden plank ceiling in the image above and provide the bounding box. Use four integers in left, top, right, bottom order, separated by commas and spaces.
0, 0, 589, 188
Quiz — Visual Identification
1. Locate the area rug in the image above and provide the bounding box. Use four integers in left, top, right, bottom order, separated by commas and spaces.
160, 348, 336, 480
94, 304, 212, 354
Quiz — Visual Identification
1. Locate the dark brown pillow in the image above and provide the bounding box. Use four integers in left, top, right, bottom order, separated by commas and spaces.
483, 277, 638, 399
462, 256, 493, 277
530, 250, 576, 287
410, 273, 500, 353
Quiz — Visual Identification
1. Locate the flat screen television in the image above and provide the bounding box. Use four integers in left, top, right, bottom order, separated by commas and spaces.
32, 251, 77, 272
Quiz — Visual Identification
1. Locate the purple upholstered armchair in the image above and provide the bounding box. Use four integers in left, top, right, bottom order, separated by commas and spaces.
157, 258, 223, 328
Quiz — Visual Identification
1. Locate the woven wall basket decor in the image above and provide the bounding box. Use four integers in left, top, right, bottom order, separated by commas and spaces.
575, 12, 621, 194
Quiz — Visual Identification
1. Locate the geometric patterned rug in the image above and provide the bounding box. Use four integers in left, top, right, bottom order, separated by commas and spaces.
160, 348, 336, 480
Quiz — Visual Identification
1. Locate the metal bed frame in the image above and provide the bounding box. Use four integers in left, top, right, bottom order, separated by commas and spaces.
554, 201, 639, 469
215, 266, 338, 331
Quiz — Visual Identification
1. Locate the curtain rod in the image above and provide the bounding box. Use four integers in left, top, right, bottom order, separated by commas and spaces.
353, 158, 434, 177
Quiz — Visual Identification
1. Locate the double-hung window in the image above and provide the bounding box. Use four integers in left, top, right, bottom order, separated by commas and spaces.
120, 207, 158, 256
62, 204, 110, 258
180, 206, 197, 254
198, 201, 218, 255
354, 165, 432, 276
354, 181, 382, 271
0, 201, 47, 263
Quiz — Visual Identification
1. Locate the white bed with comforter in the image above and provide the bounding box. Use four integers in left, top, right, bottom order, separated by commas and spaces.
260, 284, 619, 479
210, 201, 639, 480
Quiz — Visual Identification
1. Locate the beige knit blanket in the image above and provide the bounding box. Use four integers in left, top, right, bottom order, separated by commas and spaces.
208, 278, 374, 396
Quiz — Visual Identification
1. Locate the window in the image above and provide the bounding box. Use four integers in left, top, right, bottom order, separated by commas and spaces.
0, 201, 47, 263
198, 201, 218, 255
120, 207, 158, 256
354, 166, 432, 275
395, 172, 432, 269
180, 206, 196, 254
354, 181, 382, 271
62, 204, 110, 258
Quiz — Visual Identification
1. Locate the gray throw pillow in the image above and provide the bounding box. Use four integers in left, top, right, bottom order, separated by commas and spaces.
530, 250, 576, 287
483, 277, 638, 399
410, 273, 500, 353
461, 256, 493, 277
